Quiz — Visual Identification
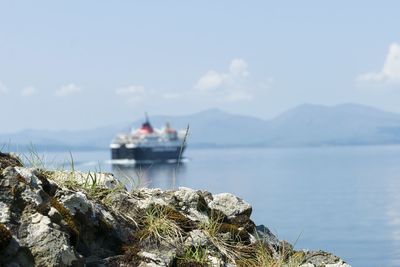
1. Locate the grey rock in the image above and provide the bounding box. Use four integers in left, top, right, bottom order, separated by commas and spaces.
185, 229, 210, 247
138, 248, 176, 267
20, 212, 79, 266
21, 188, 43, 206
208, 192, 252, 218
302, 250, 351, 267
14, 167, 40, 188
174, 187, 200, 210
48, 207, 63, 224
253, 224, 280, 247
58, 191, 91, 215
0, 201, 10, 223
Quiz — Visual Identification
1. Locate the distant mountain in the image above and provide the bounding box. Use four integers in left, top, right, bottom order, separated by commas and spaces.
263, 103, 400, 146
2, 103, 400, 150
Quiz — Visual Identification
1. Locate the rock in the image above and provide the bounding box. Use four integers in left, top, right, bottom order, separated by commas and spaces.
57, 191, 91, 215
173, 187, 209, 222
21, 188, 43, 206
208, 255, 225, 267
19, 211, 80, 266
14, 167, 40, 188
184, 229, 210, 247
301, 250, 351, 267
0, 202, 11, 223
48, 207, 63, 224
253, 224, 280, 247
208, 193, 252, 218
138, 248, 176, 267
174, 187, 200, 210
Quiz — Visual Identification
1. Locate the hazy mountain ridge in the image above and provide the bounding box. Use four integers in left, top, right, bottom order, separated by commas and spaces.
2, 103, 400, 150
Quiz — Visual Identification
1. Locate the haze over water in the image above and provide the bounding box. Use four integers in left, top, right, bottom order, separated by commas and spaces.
40, 145, 400, 267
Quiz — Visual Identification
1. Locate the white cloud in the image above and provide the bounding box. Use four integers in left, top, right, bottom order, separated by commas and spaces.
194, 58, 256, 101
55, 83, 82, 97
229, 58, 249, 76
357, 43, 400, 85
195, 71, 226, 91
21, 86, 36, 97
115, 85, 146, 102
0, 81, 9, 94
195, 58, 249, 91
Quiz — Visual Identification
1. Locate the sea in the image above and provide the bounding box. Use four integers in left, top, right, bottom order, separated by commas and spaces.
34, 145, 400, 267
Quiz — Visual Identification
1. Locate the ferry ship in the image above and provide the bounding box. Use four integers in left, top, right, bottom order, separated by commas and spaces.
110, 114, 187, 163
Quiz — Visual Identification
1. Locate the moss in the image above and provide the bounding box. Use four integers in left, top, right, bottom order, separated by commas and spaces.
9, 174, 30, 197
0, 152, 23, 172
50, 197, 79, 243
35, 170, 57, 196
0, 223, 12, 251
122, 244, 141, 265
15, 174, 27, 185
230, 214, 256, 233
218, 223, 249, 243
196, 195, 209, 213
98, 215, 114, 235
164, 206, 197, 232
209, 209, 226, 223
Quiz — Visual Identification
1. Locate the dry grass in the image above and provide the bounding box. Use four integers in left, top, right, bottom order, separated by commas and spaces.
136, 205, 184, 245
199, 214, 249, 263
199, 215, 305, 266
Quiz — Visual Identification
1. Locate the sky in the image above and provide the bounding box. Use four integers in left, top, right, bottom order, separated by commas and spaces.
1, 0, 400, 132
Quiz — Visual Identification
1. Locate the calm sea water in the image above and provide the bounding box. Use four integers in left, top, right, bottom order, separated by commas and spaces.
39, 146, 400, 267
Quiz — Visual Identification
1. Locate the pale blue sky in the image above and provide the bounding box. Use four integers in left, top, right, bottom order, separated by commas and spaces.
1, 1, 400, 132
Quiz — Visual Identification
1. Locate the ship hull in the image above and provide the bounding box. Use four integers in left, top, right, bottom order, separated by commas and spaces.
111, 145, 185, 163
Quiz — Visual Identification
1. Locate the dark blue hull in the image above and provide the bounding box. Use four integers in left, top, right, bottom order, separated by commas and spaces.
111, 145, 185, 162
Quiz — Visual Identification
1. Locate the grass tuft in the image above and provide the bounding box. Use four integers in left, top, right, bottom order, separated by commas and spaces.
136, 204, 184, 245
176, 245, 209, 267
199, 214, 248, 262
23, 144, 46, 169
235, 237, 305, 267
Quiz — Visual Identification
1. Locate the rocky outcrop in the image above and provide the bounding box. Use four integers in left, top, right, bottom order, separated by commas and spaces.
0, 152, 351, 267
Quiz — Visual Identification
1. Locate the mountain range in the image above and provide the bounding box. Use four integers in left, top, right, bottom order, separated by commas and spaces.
2, 103, 400, 150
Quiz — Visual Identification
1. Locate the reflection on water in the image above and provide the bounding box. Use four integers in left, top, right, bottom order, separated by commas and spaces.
112, 163, 186, 191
